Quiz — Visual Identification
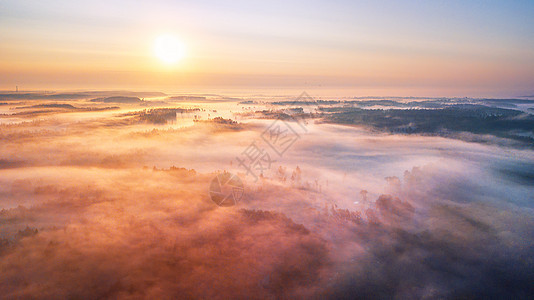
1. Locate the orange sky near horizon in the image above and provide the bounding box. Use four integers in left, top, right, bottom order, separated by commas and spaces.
1, 0, 533, 97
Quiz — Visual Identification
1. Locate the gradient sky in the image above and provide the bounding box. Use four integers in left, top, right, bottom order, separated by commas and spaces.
1, 0, 533, 96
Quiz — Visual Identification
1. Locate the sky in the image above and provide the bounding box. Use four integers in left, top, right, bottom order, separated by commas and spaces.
1, 0, 534, 96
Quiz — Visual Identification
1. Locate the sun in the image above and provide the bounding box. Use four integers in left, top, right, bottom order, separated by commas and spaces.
154, 34, 186, 65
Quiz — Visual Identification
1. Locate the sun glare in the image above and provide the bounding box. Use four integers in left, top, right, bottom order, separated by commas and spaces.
154, 34, 186, 65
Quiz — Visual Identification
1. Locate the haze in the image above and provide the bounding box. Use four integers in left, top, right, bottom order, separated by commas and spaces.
1, 0, 534, 96
1, 1, 534, 299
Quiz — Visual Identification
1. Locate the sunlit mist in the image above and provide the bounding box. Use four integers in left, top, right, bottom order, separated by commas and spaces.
1, 1, 534, 299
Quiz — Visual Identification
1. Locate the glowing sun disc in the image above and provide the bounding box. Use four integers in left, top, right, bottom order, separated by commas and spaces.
154, 34, 185, 64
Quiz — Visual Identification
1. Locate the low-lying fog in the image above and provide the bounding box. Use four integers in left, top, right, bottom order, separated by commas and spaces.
1, 92, 533, 298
